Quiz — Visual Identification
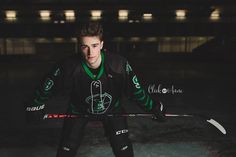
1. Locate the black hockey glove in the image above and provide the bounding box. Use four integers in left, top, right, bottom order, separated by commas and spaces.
152, 102, 166, 122
25, 104, 45, 124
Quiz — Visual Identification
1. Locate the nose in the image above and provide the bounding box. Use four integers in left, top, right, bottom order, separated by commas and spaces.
88, 47, 96, 56
87, 47, 91, 55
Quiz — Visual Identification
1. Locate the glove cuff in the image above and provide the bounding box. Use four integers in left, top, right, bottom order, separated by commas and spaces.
26, 104, 45, 112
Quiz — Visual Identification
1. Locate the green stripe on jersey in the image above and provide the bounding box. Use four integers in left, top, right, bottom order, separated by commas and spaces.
134, 89, 143, 95
81, 52, 105, 80
137, 91, 146, 101
114, 99, 120, 107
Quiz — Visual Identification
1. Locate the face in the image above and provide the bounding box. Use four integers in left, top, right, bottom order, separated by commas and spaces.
80, 36, 104, 69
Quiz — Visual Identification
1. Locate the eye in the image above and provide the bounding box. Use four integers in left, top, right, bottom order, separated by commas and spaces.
80, 45, 88, 50
92, 44, 99, 48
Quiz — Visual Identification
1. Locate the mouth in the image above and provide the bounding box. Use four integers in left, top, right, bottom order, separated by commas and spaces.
88, 56, 95, 59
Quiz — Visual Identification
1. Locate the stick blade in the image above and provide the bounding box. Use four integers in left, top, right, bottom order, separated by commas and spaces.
207, 119, 227, 135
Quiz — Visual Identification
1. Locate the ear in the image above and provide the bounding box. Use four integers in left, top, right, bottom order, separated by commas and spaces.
100, 41, 104, 50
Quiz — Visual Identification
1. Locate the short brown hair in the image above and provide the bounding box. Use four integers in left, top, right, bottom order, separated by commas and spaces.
79, 21, 103, 40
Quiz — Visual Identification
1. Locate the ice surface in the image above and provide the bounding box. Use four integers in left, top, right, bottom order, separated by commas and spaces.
0, 142, 214, 157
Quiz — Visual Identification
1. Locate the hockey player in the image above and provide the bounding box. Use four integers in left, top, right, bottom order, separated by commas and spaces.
25, 21, 166, 157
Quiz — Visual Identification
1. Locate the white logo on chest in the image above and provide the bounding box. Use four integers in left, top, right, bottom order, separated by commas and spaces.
85, 80, 112, 114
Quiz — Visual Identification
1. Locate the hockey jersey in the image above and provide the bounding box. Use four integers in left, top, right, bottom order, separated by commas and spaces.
27, 51, 160, 115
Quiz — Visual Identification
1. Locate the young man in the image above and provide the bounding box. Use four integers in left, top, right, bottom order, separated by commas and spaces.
26, 21, 165, 157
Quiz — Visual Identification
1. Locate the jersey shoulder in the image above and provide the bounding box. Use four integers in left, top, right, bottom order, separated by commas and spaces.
105, 52, 127, 74
55, 54, 82, 76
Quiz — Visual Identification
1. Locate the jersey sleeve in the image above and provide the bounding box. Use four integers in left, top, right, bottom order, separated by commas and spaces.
124, 61, 160, 112
26, 63, 63, 112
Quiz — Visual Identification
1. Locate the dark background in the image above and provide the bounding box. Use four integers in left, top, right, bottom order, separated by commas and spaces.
0, 0, 236, 156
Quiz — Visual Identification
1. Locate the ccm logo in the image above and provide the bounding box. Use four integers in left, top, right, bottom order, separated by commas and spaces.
26, 104, 45, 111
116, 129, 128, 135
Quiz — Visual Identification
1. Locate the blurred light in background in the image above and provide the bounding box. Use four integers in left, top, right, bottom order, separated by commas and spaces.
210, 10, 220, 20
175, 10, 186, 20
128, 20, 134, 23
113, 37, 125, 42
65, 10, 75, 21
145, 37, 158, 42
130, 37, 141, 42
143, 13, 153, 21
91, 10, 102, 20
40, 10, 51, 21
118, 10, 129, 21
6, 10, 17, 21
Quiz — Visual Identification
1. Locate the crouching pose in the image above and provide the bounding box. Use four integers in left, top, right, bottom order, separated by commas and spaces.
26, 21, 165, 157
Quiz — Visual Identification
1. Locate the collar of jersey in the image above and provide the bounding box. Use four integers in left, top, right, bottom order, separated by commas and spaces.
81, 51, 104, 80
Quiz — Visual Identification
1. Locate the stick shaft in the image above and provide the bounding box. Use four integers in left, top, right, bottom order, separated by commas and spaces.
43, 113, 193, 119
43, 113, 226, 135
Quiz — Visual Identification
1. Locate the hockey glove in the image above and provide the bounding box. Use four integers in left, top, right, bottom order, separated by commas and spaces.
152, 102, 166, 122
25, 104, 45, 124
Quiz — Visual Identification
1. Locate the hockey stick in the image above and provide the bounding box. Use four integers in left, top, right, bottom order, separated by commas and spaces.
43, 113, 226, 135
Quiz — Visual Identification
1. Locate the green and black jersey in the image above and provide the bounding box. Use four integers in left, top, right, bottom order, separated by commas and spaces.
28, 51, 160, 115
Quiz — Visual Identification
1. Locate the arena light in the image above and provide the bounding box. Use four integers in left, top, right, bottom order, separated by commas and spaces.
6, 10, 16, 21
130, 37, 141, 42
40, 10, 51, 21
113, 37, 125, 42
71, 38, 77, 42
54, 38, 64, 42
65, 10, 75, 21
146, 37, 158, 42
128, 20, 134, 23
60, 20, 65, 24
210, 10, 220, 20
91, 10, 102, 20
143, 13, 153, 21
118, 10, 129, 21
175, 10, 186, 20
